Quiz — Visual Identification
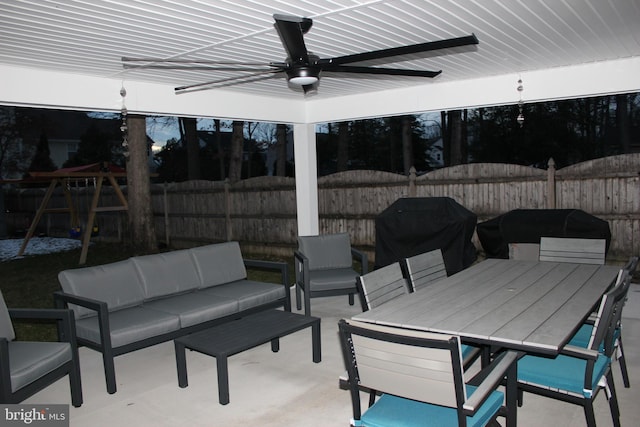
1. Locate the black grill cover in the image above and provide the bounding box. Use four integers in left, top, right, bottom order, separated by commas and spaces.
477, 209, 611, 259
375, 197, 477, 274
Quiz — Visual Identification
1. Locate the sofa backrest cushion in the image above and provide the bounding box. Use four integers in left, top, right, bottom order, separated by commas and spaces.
58, 259, 145, 319
132, 249, 200, 300
298, 233, 353, 270
189, 242, 247, 289
0, 291, 16, 341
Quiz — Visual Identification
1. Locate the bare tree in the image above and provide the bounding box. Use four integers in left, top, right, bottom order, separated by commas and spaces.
228, 120, 244, 182
213, 119, 226, 180
337, 121, 349, 171
126, 114, 157, 254
180, 117, 200, 180
401, 115, 413, 175
0, 107, 31, 179
617, 94, 630, 152
275, 123, 287, 176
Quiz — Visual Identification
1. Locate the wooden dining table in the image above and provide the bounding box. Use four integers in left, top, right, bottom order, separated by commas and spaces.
352, 258, 621, 356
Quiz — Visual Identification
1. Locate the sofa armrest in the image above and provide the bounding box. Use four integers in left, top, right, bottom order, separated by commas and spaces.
244, 259, 291, 311
351, 248, 369, 274
53, 291, 113, 350
54, 291, 107, 315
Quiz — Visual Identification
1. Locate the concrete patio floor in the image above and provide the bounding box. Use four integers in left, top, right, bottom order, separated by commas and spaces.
27, 282, 640, 426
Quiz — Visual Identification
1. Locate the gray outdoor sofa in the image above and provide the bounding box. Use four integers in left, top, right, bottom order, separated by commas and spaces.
53, 241, 290, 394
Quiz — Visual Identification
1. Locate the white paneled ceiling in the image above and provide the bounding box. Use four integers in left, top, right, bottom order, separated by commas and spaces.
1, 0, 639, 117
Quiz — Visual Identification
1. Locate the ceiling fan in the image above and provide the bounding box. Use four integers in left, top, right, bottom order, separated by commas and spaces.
122, 14, 479, 95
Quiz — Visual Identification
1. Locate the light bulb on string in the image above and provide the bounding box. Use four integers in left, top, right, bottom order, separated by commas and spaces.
120, 84, 130, 159
516, 78, 524, 128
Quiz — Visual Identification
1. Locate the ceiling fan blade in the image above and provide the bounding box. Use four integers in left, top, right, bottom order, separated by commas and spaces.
321, 65, 441, 78
175, 69, 283, 93
317, 34, 478, 66
124, 64, 276, 72
273, 14, 313, 64
122, 57, 270, 67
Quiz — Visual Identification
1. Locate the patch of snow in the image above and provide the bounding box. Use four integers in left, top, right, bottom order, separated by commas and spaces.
0, 237, 83, 262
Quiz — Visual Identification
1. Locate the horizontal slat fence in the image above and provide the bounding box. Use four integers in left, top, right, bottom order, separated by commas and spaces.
3, 153, 639, 262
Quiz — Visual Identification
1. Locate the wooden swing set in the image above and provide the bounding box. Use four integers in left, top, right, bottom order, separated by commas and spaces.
18, 163, 128, 264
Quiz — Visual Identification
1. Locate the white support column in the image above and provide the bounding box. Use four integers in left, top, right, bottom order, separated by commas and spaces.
293, 123, 319, 236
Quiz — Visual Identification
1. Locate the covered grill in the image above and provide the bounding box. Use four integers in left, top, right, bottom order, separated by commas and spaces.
477, 209, 611, 259
374, 197, 477, 274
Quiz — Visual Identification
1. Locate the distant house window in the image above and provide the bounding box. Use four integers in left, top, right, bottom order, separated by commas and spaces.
67, 142, 78, 160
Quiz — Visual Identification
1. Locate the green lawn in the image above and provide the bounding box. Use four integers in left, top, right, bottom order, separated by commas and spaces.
0, 242, 138, 340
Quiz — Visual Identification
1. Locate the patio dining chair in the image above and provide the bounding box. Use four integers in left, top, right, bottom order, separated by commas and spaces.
338, 318, 518, 427
0, 291, 82, 407
401, 248, 447, 292
402, 249, 484, 369
516, 269, 630, 427
568, 256, 638, 388
539, 237, 606, 264
295, 233, 368, 316
356, 262, 409, 311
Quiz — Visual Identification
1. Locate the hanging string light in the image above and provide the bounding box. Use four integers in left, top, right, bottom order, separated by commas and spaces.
120, 85, 129, 159
516, 77, 525, 128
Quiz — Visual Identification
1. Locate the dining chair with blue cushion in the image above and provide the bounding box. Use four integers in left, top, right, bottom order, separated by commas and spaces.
568, 256, 638, 388
295, 233, 368, 316
338, 318, 518, 427
0, 291, 82, 407
517, 269, 630, 427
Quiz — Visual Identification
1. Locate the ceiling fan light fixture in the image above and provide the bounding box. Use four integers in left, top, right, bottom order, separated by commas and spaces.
287, 67, 319, 86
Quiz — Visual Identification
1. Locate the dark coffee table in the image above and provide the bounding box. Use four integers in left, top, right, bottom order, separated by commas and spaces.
174, 309, 321, 404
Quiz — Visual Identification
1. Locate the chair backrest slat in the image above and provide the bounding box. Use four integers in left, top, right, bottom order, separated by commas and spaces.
341, 319, 464, 408
357, 263, 408, 310
539, 237, 606, 264
403, 249, 448, 292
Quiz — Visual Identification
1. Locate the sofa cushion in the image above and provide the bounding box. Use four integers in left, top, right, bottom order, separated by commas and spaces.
201, 280, 286, 311
58, 259, 145, 319
75, 306, 180, 348
298, 233, 353, 270
144, 292, 239, 328
132, 250, 201, 300
189, 242, 247, 289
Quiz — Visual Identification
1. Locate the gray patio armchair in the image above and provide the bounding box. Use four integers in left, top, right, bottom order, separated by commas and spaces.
0, 291, 82, 407
295, 233, 368, 316
338, 318, 518, 427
